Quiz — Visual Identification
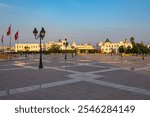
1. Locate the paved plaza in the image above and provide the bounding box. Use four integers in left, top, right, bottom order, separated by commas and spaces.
0, 54, 150, 100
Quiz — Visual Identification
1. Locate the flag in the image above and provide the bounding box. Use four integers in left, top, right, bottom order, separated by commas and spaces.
14, 31, 19, 41
7, 25, 11, 36
1, 35, 4, 43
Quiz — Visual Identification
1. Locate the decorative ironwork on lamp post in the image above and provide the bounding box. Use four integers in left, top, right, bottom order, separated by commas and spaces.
33, 27, 46, 69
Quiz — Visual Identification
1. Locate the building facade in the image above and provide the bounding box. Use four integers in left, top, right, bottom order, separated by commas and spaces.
44, 41, 96, 53
73, 42, 96, 54
0, 46, 11, 53
14, 43, 43, 52
14, 40, 96, 54
147, 44, 150, 48
97, 40, 132, 53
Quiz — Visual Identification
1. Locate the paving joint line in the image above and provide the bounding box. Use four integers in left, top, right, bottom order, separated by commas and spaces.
85, 79, 150, 96
1, 61, 150, 98
0, 79, 82, 97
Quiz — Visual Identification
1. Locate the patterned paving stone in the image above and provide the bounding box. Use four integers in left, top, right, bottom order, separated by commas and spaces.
65, 65, 108, 72
0, 54, 150, 100
0, 68, 71, 90
1, 81, 150, 100
96, 70, 150, 90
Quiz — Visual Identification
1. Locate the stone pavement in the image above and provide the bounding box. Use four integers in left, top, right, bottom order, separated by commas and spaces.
0, 54, 150, 100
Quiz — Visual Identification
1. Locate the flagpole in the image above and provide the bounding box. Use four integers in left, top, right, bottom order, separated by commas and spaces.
3, 35, 4, 54
17, 31, 19, 58
16, 37, 18, 53
3, 42, 4, 54
15, 31, 19, 53
17, 31, 19, 53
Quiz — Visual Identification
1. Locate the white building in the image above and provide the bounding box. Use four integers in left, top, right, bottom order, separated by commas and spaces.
14, 43, 43, 52
43, 41, 65, 51
72, 42, 96, 54
0, 46, 11, 53
14, 40, 96, 54
147, 44, 150, 48
44, 40, 96, 53
97, 40, 132, 53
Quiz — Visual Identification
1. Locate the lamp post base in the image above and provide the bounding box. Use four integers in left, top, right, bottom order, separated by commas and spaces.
39, 64, 43, 69
65, 54, 67, 60
39, 56, 43, 69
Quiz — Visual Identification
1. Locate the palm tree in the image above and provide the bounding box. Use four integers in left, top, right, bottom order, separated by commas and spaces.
58, 39, 61, 42
65, 38, 67, 42
118, 46, 126, 53
130, 37, 135, 45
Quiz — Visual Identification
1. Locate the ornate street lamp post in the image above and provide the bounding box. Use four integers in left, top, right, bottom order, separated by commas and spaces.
33, 27, 46, 69
71, 46, 75, 58
64, 38, 68, 60
142, 54, 145, 60
24, 46, 29, 58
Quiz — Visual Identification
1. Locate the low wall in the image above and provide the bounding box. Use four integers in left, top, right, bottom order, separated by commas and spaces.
0, 54, 20, 60
0, 54, 9, 60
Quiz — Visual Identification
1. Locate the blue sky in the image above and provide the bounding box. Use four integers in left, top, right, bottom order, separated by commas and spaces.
0, 0, 150, 46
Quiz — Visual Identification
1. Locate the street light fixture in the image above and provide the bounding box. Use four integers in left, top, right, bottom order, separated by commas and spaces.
33, 27, 46, 69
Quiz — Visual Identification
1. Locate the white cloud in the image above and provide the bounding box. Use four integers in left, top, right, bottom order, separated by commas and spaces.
0, 3, 12, 8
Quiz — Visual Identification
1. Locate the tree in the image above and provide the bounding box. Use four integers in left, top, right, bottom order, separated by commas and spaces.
130, 37, 135, 45
111, 48, 116, 54
132, 44, 142, 54
126, 46, 132, 54
141, 41, 144, 46
47, 44, 61, 53
118, 46, 126, 53
131, 43, 150, 54
137, 43, 149, 54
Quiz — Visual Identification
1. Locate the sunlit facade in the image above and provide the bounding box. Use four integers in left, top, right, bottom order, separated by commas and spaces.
73, 42, 96, 54
14, 40, 96, 53
14, 43, 43, 52
13, 40, 134, 53
44, 41, 96, 53
0, 46, 11, 53
147, 45, 150, 48
97, 40, 132, 53
43, 40, 73, 51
